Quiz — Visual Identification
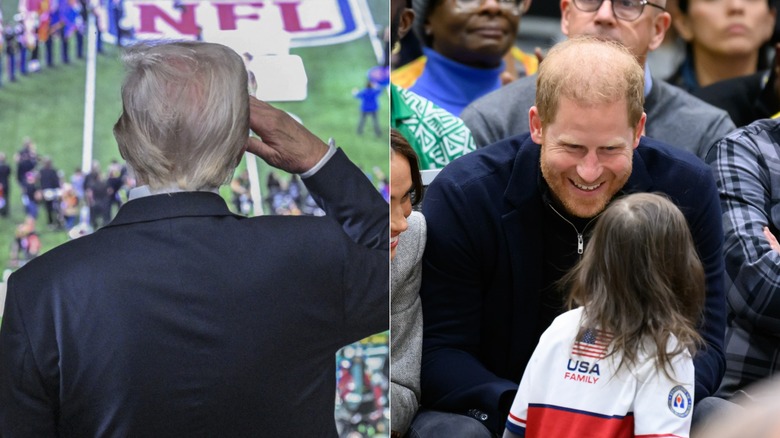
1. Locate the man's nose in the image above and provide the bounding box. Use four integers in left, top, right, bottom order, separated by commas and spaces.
593, 0, 618, 24
576, 151, 603, 183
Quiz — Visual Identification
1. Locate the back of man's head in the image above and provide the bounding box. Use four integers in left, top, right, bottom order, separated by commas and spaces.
114, 41, 249, 191
535, 36, 644, 129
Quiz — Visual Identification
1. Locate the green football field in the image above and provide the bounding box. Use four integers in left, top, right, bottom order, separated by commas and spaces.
0, 0, 390, 272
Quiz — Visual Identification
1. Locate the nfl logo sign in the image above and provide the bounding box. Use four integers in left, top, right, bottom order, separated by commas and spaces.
115, 0, 367, 48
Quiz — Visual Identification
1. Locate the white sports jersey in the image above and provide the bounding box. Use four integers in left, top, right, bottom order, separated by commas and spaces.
506, 307, 695, 438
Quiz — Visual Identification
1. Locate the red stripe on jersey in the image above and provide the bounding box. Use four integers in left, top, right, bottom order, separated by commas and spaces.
525, 404, 634, 438
508, 412, 527, 425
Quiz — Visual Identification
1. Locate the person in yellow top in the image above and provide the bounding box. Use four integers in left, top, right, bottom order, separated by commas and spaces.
391, 0, 538, 116
393, 45, 538, 89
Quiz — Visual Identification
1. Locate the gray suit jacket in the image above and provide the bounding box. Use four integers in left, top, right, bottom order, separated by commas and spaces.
461, 74, 736, 160
390, 211, 426, 435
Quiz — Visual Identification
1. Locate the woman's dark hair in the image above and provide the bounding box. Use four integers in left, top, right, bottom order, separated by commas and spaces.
391, 129, 423, 206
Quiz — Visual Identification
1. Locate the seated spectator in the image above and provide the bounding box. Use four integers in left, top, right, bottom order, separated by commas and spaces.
667, 0, 775, 93
706, 118, 780, 401
461, 0, 735, 160
504, 193, 704, 437
390, 129, 426, 437
390, 0, 477, 170
693, 44, 780, 127
415, 36, 726, 437
392, 0, 536, 116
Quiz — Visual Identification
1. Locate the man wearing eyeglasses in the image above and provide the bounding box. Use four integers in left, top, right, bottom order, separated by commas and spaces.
460, 0, 736, 160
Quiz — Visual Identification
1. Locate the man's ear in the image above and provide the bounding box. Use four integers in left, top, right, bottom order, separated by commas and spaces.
529, 106, 544, 144
633, 112, 647, 148
398, 9, 414, 40
560, 0, 572, 37
648, 11, 672, 51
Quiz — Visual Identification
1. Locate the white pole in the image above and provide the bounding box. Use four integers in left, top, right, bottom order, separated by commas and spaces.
357, 0, 384, 64
244, 152, 264, 216
82, 11, 98, 173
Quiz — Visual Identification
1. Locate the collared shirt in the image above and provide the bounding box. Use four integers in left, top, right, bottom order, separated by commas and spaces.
707, 118, 780, 397
129, 141, 337, 201
644, 63, 653, 97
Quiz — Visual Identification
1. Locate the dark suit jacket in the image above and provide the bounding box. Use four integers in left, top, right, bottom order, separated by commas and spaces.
0, 149, 389, 437
420, 134, 726, 433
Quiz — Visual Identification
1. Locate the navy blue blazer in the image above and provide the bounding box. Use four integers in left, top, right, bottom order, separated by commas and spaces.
0, 149, 389, 437
420, 134, 726, 433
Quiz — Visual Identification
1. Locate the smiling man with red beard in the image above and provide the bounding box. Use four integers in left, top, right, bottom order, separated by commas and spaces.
411, 36, 726, 437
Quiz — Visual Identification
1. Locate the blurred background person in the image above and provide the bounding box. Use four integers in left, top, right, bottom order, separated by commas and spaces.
106, 159, 125, 219
39, 157, 62, 230
0, 153, 12, 217
389, 0, 477, 170
692, 44, 780, 127
230, 169, 252, 216
392, 0, 535, 116
85, 166, 111, 230
14, 138, 37, 189
20, 170, 40, 221
353, 80, 383, 138
59, 182, 79, 230
667, 0, 776, 93
9, 215, 40, 268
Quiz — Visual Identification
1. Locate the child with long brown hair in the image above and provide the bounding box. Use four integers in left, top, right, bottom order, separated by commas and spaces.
504, 193, 706, 438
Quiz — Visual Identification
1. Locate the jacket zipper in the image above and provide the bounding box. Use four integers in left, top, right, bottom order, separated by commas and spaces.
547, 203, 600, 255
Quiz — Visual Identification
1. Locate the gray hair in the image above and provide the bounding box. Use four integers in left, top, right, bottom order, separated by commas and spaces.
113, 40, 249, 191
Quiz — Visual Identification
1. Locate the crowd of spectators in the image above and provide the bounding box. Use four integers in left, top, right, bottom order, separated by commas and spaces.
0, 0, 126, 87
0, 138, 131, 266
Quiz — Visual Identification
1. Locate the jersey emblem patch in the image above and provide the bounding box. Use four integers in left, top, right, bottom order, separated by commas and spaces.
667, 385, 692, 418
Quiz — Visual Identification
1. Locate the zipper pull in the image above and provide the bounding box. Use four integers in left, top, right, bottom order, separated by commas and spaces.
577, 233, 584, 255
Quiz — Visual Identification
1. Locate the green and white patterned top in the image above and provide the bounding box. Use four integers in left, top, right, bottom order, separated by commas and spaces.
391, 84, 476, 170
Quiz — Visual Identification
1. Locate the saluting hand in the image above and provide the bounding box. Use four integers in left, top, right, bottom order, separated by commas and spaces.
246, 96, 329, 175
